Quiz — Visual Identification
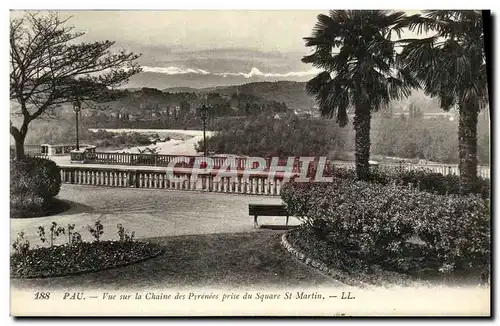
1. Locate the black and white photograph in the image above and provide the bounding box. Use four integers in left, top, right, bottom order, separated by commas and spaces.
8, 6, 491, 317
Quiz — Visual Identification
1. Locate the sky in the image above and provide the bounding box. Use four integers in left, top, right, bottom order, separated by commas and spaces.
12, 10, 423, 89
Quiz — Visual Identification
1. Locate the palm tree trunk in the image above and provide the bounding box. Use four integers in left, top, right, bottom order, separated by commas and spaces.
458, 100, 479, 194
354, 104, 371, 180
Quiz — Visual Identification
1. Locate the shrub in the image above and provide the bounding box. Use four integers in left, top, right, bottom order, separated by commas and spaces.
388, 169, 490, 199
11, 157, 61, 200
284, 181, 416, 261
319, 166, 490, 199
10, 157, 62, 218
282, 180, 491, 276
415, 194, 491, 273
10, 192, 46, 217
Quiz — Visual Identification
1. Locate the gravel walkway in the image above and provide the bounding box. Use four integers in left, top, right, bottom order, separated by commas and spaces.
10, 185, 341, 290
10, 185, 298, 248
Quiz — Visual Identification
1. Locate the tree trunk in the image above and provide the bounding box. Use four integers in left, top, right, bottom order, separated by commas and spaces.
10, 125, 27, 161
458, 100, 479, 194
353, 103, 371, 180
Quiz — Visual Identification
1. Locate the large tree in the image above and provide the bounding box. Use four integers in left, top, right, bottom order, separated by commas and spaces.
302, 10, 418, 180
399, 10, 489, 193
10, 11, 142, 160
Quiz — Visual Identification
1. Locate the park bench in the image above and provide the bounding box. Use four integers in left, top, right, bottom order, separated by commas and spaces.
248, 204, 290, 229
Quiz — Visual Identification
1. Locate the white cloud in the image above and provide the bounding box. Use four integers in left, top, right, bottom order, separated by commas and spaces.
216, 67, 321, 78
142, 66, 321, 78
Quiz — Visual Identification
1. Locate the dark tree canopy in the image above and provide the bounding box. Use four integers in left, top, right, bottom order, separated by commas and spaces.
302, 10, 419, 180
399, 10, 488, 111
302, 10, 419, 127
399, 10, 488, 193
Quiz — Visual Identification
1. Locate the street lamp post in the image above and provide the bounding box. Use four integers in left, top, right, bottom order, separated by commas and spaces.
73, 99, 81, 150
199, 103, 209, 158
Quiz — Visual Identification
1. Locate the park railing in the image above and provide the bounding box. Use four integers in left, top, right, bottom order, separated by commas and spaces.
12, 144, 98, 159
59, 166, 290, 196
10, 144, 48, 158
72, 151, 304, 172
72, 151, 490, 179
59, 162, 490, 197
335, 162, 490, 179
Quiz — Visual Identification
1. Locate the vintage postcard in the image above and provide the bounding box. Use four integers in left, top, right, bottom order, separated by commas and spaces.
9, 8, 491, 317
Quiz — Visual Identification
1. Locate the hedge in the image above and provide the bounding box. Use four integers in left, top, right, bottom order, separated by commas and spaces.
281, 180, 491, 276
319, 166, 490, 199
10, 157, 62, 218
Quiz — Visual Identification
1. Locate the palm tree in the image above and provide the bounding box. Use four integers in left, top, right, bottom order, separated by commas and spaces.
302, 10, 418, 180
399, 10, 489, 194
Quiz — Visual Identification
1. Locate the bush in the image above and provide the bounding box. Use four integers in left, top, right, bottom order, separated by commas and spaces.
415, 195, 491, 273
11, 157, 61, 199
390, 169, 490, 199
10, 157, 62, 217
281, 180, 490, 277
10, 192, 46, 217
320, 166, 490, 199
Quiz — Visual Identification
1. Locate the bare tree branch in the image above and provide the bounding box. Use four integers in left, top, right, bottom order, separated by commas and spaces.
9, 11, 142, 159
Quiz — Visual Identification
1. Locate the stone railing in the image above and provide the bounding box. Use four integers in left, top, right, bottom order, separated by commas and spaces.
41, 144, 96, 157
59, 166, 293, 196
73, 151, 490, 179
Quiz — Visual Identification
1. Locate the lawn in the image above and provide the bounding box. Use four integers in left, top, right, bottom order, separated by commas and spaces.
11, 230, 340, 290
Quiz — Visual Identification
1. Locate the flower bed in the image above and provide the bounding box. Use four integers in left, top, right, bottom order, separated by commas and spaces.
11, 221, 162, 278
11, 240, 162, 278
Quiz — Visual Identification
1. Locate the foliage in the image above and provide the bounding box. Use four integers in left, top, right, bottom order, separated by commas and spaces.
12, 232, 30, 258
399, 10, 489, 193
21, 120, 156, 150
371, 116, 459, 163
196, 113, 348, 158
400, 10, 488, 111
414, 194, 491, 274
281, 180, 490, 278
50, 222, 66, 246
10, 193, 46, 217
11, 157, 61, 200
117, 223, 136, 242
11, 221, 161, 278
11, 240, 161, 278
317, 166, 490, 199
67, 224, 76, 244
10, 157, 65, 218
88, 220, 104, 242
90, 130, 154, 148
10, 11, 142, 160
390, 169, 490, 199
302, 10, 420, 180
